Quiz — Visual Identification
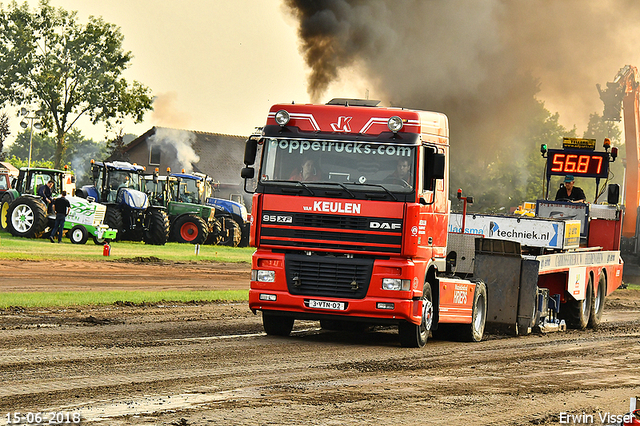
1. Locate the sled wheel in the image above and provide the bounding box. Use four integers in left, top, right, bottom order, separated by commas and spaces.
458, 281, 487, 342
563, 275, 593, 330
589, 272, 606, 329
69, 225, 88, 244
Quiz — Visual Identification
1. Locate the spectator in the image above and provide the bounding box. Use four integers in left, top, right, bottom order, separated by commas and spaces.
50, 191, 70, 243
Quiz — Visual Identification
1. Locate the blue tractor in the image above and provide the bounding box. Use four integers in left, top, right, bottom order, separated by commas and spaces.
170, 171, 249, 247
75, 161, 170, 245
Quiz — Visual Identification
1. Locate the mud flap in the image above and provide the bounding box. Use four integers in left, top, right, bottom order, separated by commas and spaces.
473, 238, 540, 336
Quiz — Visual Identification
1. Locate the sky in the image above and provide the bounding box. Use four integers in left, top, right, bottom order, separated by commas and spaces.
5, 0, 362, 145
5, 0, 640, 152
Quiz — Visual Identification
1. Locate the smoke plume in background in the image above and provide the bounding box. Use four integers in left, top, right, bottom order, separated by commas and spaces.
284, 0, 640, 164
149, 128, 199, 173
151, 92, 192, 129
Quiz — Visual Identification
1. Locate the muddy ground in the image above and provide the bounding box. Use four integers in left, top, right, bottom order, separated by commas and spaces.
0, 259, 639, 426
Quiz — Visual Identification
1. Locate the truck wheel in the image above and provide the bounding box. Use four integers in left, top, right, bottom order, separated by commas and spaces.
563, 275, 593, 330
6, 197, 47, 238
458, 281, 487, 342
104, 206, 124, 241
262, 312, 294, 336
219, 217, 242, 247
398, 284, 433, 348
69, 225, 88, 244
589, 272, 607, 329
173, 215, 209, 244
143, 207, 170, 245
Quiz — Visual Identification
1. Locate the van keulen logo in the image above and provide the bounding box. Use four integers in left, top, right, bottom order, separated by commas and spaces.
330, 116, 353, 132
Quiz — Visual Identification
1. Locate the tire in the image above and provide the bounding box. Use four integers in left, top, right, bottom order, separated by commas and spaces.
173, 215, 209, 244
93, 235, 110, 245
219, 217, 242, 247
205, 218, 223, 245
6, 197, 47, 238
104, 206, 124, 241
398, 284, 433, 348
69, 225, 89, 244
458, 281, 487, 342
1, 193, 16, 230
562, 275, 593, 330
589, 272, 607, 329
262, 312, 294, 336
143, 207, 170, 245
320, 319, 344, 331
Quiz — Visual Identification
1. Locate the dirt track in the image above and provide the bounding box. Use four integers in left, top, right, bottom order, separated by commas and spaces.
0, 259, 639, 426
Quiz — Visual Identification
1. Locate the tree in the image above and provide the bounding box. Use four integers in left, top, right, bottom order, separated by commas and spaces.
0, 0, 153, 169
0, 111, 9, 159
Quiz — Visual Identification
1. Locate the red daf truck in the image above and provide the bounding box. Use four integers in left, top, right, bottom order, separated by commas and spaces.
241, 99, 623, 347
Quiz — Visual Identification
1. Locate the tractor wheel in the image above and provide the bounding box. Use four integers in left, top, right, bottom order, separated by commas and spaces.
6, 197, 47, 238
205, 218, 223, 245
1, 193, 16, 230
69, 225, 89, 244
173, 215, 209, 244
143, 207, 170, 245
104, 206, 124, 241
219, 217, 242, 247
398, 284, 433, 348
562, 275, 593, 330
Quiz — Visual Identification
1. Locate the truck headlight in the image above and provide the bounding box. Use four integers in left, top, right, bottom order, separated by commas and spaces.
251, 269, 275, 282
382, 278, 410, 291
275, 110, 290, 127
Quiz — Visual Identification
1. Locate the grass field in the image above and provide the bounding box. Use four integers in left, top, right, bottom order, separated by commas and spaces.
0, 230, 253, 307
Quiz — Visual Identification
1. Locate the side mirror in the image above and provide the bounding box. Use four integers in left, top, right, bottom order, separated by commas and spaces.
426, 153, 445, 181
607, 183, 620, 204
241, 167, 255, 179
91, 165, 100, 181
244, 137, 259, 166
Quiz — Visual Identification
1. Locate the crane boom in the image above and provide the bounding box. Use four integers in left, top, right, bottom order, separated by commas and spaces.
598, 65, 640, 239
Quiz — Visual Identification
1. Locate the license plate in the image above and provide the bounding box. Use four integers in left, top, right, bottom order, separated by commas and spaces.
308, 299, 346, 310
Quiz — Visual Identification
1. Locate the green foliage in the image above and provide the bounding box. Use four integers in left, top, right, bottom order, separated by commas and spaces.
0, 111, 9, 157
3, 154, 55, 169
0, 0, 153, 169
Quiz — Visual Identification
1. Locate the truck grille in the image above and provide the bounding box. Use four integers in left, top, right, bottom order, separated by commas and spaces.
285, 254, 373, 299
260, 211, 402, 253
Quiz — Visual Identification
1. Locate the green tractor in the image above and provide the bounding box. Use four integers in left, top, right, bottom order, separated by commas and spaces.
0, 167, 116, 243
142, 169, 220, 244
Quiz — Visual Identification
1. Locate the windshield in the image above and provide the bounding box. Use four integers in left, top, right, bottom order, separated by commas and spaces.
169, 178, 204, 204
107, 170, 141, 191
260, 138, 416, 192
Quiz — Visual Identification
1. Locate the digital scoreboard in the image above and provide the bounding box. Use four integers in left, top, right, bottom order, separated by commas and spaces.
546, 149, 610, 179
